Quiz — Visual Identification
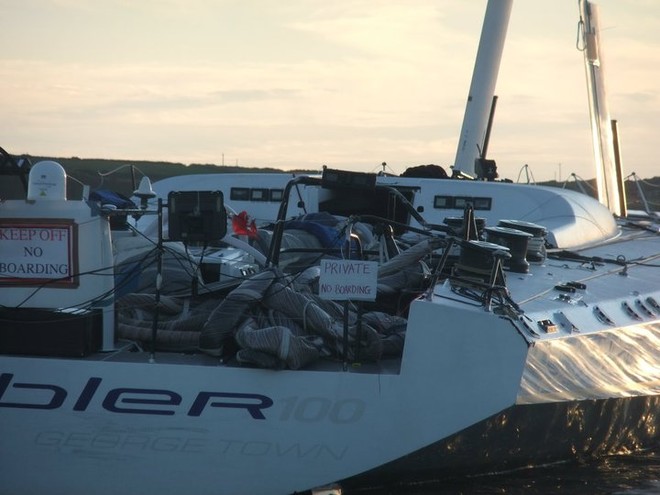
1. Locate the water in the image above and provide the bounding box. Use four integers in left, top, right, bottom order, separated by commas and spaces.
429, 452, 660, 495
345, 449, 659, 495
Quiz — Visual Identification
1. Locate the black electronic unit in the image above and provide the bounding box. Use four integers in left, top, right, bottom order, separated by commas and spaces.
321, 168, 376, 190
474, 158, 498, 181
0, 307, 102, 357
167, 190, 227, 243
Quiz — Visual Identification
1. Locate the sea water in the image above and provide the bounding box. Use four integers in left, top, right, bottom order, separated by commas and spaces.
343, 448, 659, 494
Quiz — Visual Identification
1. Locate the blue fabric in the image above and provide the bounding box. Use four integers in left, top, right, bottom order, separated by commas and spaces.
90, 189, 136, 209
284, 220, 343, 248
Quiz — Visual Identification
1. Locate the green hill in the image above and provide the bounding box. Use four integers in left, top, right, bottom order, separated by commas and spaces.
25, 155, 316, 198
4, 153, 659, 213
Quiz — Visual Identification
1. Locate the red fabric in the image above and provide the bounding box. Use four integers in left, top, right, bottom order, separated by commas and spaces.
232, 211, 257, 238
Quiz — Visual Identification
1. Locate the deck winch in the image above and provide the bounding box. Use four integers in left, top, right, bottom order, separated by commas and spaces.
497, 219, 548, 262
484, 226, 533, 273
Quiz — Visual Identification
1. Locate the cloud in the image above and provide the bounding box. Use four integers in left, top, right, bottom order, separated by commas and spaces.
0, 1, 658, 181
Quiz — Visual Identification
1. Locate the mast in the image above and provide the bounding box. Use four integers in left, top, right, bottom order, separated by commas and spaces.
578, 0, 622, 216
453, 0, 513, 177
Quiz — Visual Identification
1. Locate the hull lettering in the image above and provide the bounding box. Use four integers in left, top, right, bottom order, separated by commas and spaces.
0, 373, 272, 419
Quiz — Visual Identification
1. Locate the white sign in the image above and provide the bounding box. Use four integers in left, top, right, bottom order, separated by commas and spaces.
0, 222, 77, 286
319, 259, 378, 301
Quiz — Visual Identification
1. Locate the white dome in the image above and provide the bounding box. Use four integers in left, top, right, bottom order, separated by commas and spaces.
27, 160, 67, 200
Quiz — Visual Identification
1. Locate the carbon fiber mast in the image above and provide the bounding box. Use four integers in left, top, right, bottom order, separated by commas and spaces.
577, 0, 625, 216
453, 0, 513, 178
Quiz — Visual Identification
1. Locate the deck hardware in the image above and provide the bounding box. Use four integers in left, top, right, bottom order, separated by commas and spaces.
616, 255, 628, 276
553, 311, 580, 333
497, 219, 548, 262
622, 301, 642, 321
635, 299, 655, 317
593, 306, 615, 326
519, 316, 540, 336
538, 319, 558, 333
646, 297, 660, 314
579, 261, 597, 270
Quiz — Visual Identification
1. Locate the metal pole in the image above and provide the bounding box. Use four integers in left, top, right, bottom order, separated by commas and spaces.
150, 198, 164, 363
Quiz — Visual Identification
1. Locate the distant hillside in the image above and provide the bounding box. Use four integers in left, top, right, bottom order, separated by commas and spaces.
23, 155, 317, 198
7, 154, 660, 212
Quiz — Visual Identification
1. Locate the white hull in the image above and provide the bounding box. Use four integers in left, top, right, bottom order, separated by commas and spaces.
2, 289, 658, 494
2, 167, 659, 494
1, 304, 528, 495
2, 2, 658, 493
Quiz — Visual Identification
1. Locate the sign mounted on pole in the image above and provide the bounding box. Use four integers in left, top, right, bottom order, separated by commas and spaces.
319, 259, 378, 302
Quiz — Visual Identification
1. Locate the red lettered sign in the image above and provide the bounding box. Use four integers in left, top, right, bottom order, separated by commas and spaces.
0, 219, 78, 287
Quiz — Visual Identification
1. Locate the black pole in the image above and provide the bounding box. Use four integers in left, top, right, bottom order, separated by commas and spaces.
150, 198, 164, 363
342, 300, 349, 371
482, 95, 498, 159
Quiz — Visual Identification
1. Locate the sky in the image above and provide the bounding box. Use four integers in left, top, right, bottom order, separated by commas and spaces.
1, 0, 658, 182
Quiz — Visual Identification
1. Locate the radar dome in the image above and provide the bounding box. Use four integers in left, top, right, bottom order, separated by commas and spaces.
27, 160, 67, 200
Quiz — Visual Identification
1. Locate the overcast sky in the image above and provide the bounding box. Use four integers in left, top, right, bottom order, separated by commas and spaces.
1, 0, 658, 182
